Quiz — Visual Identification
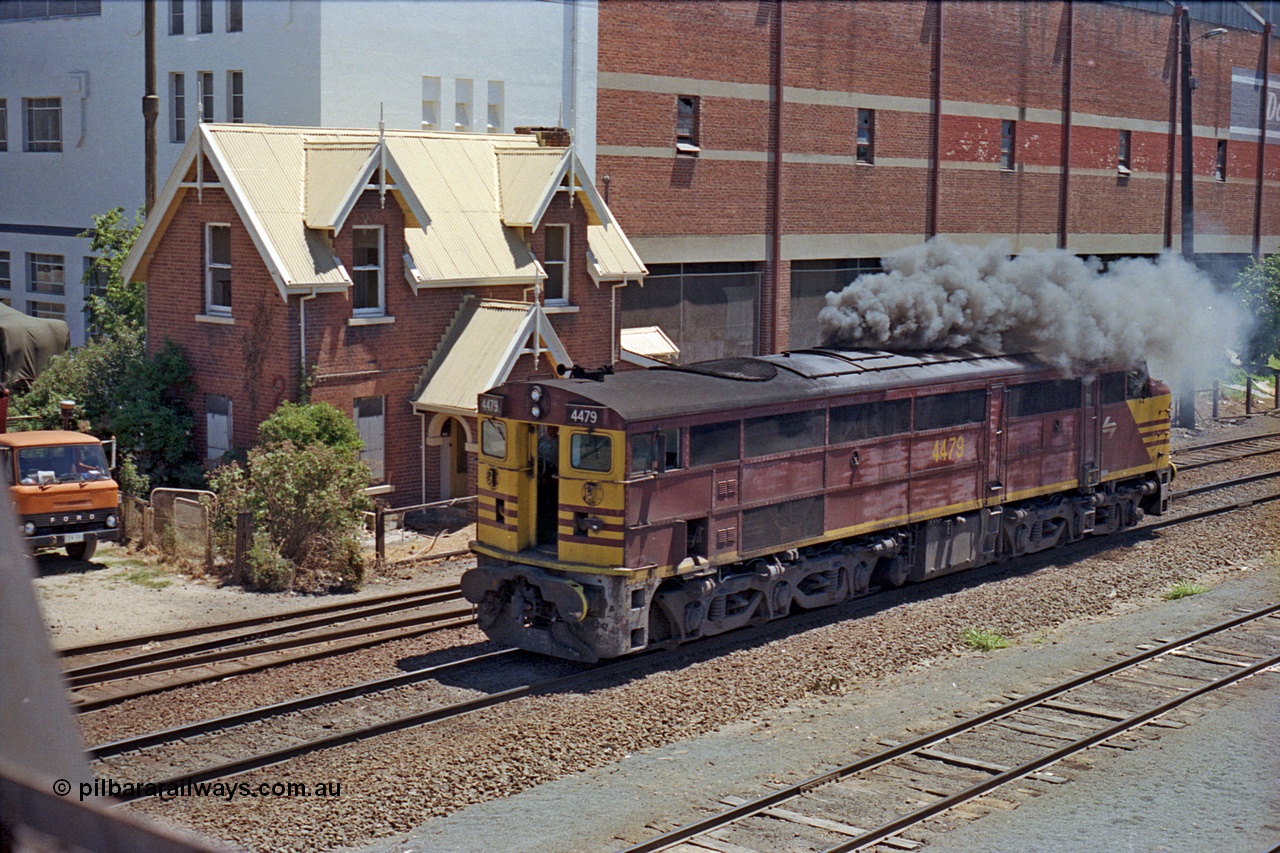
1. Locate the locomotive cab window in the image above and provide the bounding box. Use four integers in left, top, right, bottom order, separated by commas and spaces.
1101, 370, 1148, 404
1007, 379, 1081, 418
630, 428, 681, 475
690, 421, 740, 467
480, 419, 507, 460
915, 389, 986, 431
830, 398, 912, 443
571, 433, 612, 473
744, 410, 823, 457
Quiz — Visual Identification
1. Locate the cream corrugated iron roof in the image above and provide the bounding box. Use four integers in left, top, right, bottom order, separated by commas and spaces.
123, 123, 646, 298
412, 299, 571, 415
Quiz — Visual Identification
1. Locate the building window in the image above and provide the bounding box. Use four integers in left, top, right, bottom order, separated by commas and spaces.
227, 71, 243, 122
205, 224, 231, 315
354, 397, 385, 481
351, 227, 384, 316
23, 98, 61, 153
421, 76, 440, 130
83, 257, 108, 298
199, 71, 213, 122
170, 73, 186, 142
1000, 120, 1015, 170
197, 0, 212, 33
0, 99, 7, 152
856, 108, 875, 164
206, 394, 232, 461
0, 251, 10, 291
169, 0, 183, 34
676, 95, 700, 154
27, 253, 64, 296
227, 0, 242, 32
454, 78, 472, 132
542, 225, 568, 305
0, 1, 101, 21
1215, 140, 1227, 182
1118, 129, 1131, 175
486, 80, 504, 133
28, 301, 65, 321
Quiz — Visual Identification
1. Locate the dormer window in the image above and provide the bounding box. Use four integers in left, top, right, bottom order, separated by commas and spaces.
542, 225, 568, 306
351, 227, 384, 316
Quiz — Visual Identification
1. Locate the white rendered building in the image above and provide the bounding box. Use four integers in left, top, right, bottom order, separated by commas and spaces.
0, 0, 598, 344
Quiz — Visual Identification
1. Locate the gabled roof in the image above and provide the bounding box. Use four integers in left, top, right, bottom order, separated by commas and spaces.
411, 299, 571, 416
123, 124, 646, 299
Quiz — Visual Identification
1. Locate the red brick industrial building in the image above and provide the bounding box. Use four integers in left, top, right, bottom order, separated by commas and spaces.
599, 1, 1278, 356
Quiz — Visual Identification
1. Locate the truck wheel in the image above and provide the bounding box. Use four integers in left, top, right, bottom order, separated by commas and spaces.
66, 540, 97, 561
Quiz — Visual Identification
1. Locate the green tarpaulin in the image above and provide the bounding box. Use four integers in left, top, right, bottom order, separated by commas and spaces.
0, 303, 70, 392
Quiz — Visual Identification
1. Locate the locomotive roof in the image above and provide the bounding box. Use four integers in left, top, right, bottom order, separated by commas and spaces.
532, 348, 1068, 423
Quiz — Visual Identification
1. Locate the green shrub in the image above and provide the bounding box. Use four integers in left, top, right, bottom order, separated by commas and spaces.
257, 401, 363, 454
245, 530, 294, 592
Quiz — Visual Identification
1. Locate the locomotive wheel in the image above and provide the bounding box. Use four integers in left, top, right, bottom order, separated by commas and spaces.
873, 556, 909, 589
65, 539, 97, 561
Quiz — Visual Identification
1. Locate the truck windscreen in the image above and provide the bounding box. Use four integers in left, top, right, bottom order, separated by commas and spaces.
17, 444, 110, 484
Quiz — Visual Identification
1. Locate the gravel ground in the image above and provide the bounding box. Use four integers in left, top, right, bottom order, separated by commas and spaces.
32, 410, 1279, 851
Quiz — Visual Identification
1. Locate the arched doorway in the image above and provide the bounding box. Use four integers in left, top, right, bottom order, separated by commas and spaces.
438, 416, 470, 500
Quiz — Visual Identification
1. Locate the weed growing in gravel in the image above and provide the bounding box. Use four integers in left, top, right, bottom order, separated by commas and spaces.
808, 675, 848, 696
961, 628, 1011, 652
116, 567, 171, 589
1163, 580, 1208, 600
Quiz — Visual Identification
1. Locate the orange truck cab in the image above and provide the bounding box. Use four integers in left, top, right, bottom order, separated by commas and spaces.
0, 411, 121, 560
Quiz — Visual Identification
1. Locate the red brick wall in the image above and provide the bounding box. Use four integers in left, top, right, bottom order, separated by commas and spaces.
599, 1, 1277, 250
148, 185, 619, 506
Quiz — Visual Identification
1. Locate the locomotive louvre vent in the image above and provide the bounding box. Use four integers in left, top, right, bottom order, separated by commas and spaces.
716, 478, 738, 500
716, 527, 738, 549
673, 357, 778, 382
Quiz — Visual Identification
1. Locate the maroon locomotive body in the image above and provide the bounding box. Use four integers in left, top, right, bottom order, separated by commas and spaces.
464, 348, 1173, 661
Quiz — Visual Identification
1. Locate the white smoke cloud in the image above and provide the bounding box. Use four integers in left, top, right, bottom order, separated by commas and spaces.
817, 238, 1248, 382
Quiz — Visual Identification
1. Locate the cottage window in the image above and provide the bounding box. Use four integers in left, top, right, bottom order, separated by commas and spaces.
542, 224, 568, 305
23, 98, 61, 152
206, 394, 232, 461
205, 224, 232, 315
351, 227, 384, 316
354, 397, 385, 481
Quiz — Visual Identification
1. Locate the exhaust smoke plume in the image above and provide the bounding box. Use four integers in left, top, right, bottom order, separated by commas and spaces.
818, 238, 1247, 381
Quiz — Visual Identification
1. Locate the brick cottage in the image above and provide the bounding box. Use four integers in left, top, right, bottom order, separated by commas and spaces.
124, 124, 646, 505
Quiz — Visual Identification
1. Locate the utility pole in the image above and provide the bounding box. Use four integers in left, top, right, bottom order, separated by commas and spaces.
143, 0, 157, 214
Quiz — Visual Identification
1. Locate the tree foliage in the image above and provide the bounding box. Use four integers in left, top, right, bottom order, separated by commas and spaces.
257, 401, 364, 454
10, 327, 199, 488
80, 207, 147, 339
208, 439, 371, 592
1233, 253, 1280, 373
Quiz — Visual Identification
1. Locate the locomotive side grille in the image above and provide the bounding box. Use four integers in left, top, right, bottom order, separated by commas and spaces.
716, 478, 738, 501
716, 526, 737, 549
741, 496, 824, 553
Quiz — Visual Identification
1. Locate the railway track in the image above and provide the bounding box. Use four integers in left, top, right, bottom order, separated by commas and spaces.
623, 604, 1280, 853
1172, 431, 1280, 472
64, 582, 477, 710
94, 484, 1277, 805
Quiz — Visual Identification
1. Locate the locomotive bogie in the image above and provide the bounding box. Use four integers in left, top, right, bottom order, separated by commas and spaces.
463, 349, 1173, 661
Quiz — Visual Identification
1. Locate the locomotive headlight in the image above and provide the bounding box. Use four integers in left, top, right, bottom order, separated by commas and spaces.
106, 514, 118, 529
23, 522, 36, 536
531, 404, 543, 419
530, 385, 544, 403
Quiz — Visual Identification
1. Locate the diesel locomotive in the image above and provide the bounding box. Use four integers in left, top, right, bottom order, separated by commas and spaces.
461, 348, 1173, 661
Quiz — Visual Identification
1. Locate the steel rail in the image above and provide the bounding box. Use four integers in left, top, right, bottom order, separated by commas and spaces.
72, 610, 476, 712
57, 581, 464, 658
825, 650, 1280, 852
112, 653, 654, 803
1171, 469, 1279, 499
1173, 431, 1279, 457
621, 602, 1280, 853
1175, 435, 1280, 472
65, 604, 472, 688
89, 648, 518, 760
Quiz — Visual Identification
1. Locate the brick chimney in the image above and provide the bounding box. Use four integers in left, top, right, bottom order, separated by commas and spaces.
514, 126, 572, 147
